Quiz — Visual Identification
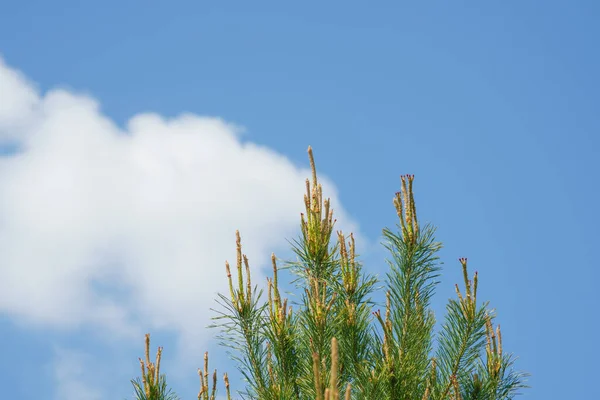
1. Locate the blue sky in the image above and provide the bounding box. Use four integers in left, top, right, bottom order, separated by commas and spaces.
0, 1, 598, 399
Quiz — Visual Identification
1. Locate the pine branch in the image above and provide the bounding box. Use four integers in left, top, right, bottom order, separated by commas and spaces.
131, 334, 180, 400
134, 146, 529, 400
380, 175, 442, 400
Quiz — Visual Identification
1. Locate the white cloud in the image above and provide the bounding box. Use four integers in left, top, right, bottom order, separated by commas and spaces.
52, 348, 104, 400
0, 56, 362, 360
0, 58, 39, 141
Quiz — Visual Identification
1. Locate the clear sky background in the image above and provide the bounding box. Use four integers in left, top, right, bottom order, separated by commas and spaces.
0, 1, 598, 399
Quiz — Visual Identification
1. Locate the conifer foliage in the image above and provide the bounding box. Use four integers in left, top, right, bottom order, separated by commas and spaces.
131, 147, 527, 400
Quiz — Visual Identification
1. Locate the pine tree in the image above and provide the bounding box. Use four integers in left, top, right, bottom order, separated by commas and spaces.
131, 146, 528, 400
